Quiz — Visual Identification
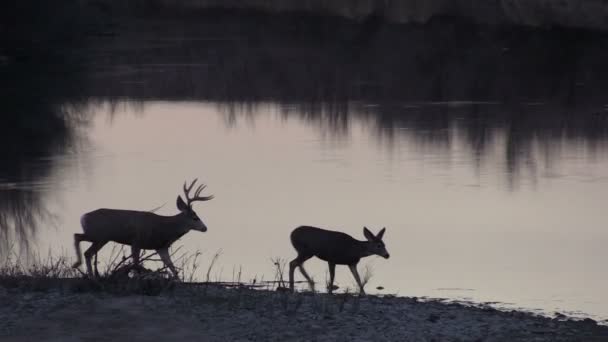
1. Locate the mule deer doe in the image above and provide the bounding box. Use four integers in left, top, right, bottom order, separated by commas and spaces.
289, 226, 389, 294
72, 179, 214, 278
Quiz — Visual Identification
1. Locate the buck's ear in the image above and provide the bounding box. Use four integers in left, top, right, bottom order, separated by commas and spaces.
376, 227, 386, 240
363, 227, 375, 241
176, 196, 188, 212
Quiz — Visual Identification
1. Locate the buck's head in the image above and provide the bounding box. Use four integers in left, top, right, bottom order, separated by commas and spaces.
363, 226, 389, 259
177, 179, 214, 232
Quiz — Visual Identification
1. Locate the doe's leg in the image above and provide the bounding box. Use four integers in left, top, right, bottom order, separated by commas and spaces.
298, 264, 315, 291
327, 262, 336, 293
348, 264, 365, 295
289, 259, 298, 292
289, 254, 312, 292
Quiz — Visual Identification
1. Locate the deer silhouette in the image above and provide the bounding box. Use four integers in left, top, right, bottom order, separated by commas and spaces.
289, 225, 389, 294
72, 179, 214, 278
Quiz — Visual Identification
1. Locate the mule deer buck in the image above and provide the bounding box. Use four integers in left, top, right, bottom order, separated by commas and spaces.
72, 179, 214, 278
289, 226, 389, 295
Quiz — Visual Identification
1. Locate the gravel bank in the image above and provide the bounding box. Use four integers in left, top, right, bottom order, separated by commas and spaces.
0, 284, 606, 341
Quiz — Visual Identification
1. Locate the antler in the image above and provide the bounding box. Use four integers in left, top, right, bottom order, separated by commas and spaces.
183, 178, 214, 207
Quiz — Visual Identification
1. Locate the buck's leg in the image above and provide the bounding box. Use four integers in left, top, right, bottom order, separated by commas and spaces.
94, 253, 99, 277
157, 248, 179, 280
84, 241, 107, 277
348, 264, 365, 295
289, 254, 312, 292
327, 262, 336, 294
72, 234, 85, 269
131, 245, 141, 272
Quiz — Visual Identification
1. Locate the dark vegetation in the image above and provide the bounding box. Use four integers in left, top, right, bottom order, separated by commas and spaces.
0, 254, 169, 296
0, 247, 194, 295
0, 0, 103, 253
0, 14, 87, 255
1, 249, 276, 296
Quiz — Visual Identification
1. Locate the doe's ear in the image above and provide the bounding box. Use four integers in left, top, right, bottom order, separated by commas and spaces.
363, 227, 375, 241
376, 227, 386, 240
176, 196, 189, 212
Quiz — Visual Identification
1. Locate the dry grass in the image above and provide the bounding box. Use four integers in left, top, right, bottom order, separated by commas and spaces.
0, 246, 181, 295
0, 246, 375, 321
0, 250, 80, 291
0, 257, 378, 326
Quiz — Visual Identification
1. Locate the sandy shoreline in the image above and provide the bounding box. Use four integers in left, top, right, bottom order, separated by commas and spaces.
1, 281, 607, 342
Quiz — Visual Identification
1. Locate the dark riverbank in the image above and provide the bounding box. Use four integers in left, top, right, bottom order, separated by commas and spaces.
3, 0, 608, 64
19, 0, 608, 32
1, 279, 607, 341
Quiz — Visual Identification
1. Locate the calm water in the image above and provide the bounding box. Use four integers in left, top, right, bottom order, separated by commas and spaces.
5, 100, 607, 320
2, 14, 608, 320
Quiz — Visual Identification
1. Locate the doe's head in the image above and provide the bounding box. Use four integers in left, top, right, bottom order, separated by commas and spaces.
177, 179, 214, 232
363, 226, 389, 259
